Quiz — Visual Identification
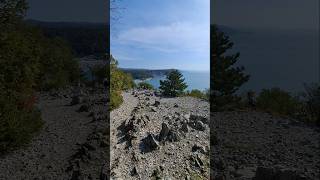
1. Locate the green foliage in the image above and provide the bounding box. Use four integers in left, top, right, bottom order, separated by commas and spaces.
211, 25, 250, 111
0, 0, 28, 30
0, 95, 43, 153
185, 89, 209, 101
138, 82, 154, 90
0, 0, 80, 153
159, 70, 188, 97
110, 90, 123, 111
28, 20, 108, 57
37, 37, 80, 90
92, 65, 107, 83
256, 88, 300, 116
301, 83, 320, 124
110, 55, 135, 110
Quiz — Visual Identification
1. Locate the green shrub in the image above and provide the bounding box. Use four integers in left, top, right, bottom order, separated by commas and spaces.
110, 90, 123, 110
300, 83, 320, 124
186, 89, 209, 101
37, 37, 80, 90
138, 82, 154, 90
256, 88, 300, 116
0, 95, 43, 153
110, 55, 134, 110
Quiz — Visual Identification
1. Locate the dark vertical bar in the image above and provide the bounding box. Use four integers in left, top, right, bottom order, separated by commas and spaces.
105, 0, 111, 179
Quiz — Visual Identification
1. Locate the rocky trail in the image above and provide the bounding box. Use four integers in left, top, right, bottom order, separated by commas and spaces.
0, 87, 108, 179
211, 111, 320, 180
110, 90, 210, 179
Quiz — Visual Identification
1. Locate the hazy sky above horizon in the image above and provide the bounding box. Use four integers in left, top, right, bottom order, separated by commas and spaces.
111, 0, 210, 71
212, 0, 319, 30
26, 0, 108, 22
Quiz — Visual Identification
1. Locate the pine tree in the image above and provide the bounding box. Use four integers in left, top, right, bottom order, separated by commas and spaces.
159, 70, 188, 97
211, 25, 250, 110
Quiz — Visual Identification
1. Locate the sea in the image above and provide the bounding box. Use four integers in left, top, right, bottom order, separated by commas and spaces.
222, 27, 319, 93
134, 70, 210, 91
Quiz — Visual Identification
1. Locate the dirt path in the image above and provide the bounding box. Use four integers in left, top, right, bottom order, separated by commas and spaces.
0, 89, 108, 179
110, 92, 139, 178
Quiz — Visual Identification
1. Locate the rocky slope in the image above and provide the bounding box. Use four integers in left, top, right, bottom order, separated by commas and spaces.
211, 111, 320, 180
110, 90, 210, 179
0, 87, 108, 179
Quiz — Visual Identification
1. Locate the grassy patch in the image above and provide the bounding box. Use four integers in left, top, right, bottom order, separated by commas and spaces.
0, 102, 43, 154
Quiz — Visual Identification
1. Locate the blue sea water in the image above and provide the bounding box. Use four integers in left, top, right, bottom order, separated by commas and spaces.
135, 70, 210, 91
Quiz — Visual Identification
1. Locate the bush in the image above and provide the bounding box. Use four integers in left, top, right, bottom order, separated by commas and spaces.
0, 0, 79, 153
110, 55, 134, 110
159, 70, 187, 97
186, 89, 209, 101
300, 83, 320, 124
110, 90, 123, 110
0, 95, 43, 153
256, 88, 300, 116
138, 82, 154, 90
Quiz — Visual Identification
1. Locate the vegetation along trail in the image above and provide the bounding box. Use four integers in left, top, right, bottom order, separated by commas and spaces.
0, 87, 108, 179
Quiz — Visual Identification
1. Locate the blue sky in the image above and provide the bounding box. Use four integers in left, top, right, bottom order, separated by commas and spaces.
111, 0, 210, 71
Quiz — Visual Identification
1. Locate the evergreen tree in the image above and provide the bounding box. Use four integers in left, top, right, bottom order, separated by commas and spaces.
159, 70, 187, 97
211, 25, 250, 110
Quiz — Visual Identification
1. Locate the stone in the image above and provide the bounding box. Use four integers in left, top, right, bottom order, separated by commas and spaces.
192, 143, 206, 154
159, 123, 170, 141
131, 167, 139, 176
183, 114, 190, 120
143, 134, 159, 152
167, 130, 180, 142
154, 100, 160, 107
195, 121, 206, 131
181, 123, 189, 133
190, 114, 208, 124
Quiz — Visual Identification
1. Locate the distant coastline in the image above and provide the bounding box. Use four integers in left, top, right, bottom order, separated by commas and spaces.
127, 68, 209, 91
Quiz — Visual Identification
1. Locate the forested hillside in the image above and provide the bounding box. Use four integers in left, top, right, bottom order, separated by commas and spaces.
26, 19, 108, 57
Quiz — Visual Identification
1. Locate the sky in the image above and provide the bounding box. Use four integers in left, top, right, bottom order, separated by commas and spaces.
111, 0, 210, 71
212, 0, 319, 30
26, 0, 108, 22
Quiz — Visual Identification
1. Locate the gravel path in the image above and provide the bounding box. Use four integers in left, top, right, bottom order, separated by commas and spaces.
0, 88, 108, 179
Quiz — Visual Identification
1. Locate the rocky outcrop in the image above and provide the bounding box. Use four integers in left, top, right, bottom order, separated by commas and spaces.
110, 90, 210, 179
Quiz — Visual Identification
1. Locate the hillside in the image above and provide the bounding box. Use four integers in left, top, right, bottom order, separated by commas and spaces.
26, 19, 108, 57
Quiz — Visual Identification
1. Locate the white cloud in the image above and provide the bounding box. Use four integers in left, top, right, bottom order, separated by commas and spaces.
115, 22, 209, 53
